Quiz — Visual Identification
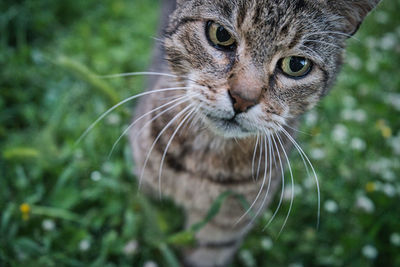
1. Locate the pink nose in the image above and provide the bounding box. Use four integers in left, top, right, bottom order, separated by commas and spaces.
228, 90, 258, 113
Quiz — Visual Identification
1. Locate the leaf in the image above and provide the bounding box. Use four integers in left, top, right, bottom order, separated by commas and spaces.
158, 243, 180, 267
55, 56, 119, 105
166, 230, 195, 246
3, 147, 40, 160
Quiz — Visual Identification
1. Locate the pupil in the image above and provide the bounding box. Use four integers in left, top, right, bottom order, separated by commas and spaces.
216, 26, 231, 43
289, 57, 306, 72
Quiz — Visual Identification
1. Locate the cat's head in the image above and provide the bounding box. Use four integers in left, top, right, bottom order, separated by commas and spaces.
164, 0, 380, 138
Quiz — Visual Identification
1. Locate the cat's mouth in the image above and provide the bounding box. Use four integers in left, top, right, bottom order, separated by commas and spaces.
205, 114, 252, 138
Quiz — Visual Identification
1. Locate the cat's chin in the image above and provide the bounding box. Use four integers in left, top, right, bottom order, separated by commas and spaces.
204, 115, 255, 139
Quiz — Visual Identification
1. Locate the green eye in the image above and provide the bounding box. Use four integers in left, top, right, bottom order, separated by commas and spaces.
280, 56, 312, 78
206, 21, 236, 50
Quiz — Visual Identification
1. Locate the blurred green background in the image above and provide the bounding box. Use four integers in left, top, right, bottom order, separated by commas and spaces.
1, 0, 399, 266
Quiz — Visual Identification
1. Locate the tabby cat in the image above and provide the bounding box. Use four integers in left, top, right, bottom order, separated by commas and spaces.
130, 0, 381, 266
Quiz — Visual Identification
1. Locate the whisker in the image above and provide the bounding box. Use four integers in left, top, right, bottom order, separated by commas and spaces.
283, 122, 313, 137
131, 92, 201, 143
299, 45, 324, 63
302, 39, 343, 50
251, 135, 260, 181
138, 104, 195, 191
158, 107, 196, 198
107, 94, 190, 158
264, 133, 285, 230
248, 133, 273, 227
97, 71, 179, 79
256, 135, 264, 181
235, 134, 268, 225
280, 126, 320, 230
304, 31, 359, 42
276, 132, 294, 237
75, 87, 189, 145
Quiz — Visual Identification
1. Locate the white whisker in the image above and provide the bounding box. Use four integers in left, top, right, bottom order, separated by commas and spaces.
131, 92, 201, 142
249, 133, 273, 226
158, 108, 196, 198
107, 94, 190, 158
256, 135, 264, 181
264, 133, 285, 230
276, 132, 294, 237
138, 104, 195, 191
302, 39, 343, 50
75, 87, 189, 145
97, 71, 178, 79
251, 135, 260, 181
280, 126, 320, 229
235, 135, 268, 225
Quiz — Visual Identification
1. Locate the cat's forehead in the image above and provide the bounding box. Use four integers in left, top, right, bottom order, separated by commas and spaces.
175, 0, 334, 56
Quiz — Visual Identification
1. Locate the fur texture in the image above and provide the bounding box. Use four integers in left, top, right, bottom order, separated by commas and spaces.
130, 0, 380, 266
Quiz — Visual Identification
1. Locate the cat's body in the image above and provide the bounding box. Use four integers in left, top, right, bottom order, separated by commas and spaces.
130, 0, 380, 266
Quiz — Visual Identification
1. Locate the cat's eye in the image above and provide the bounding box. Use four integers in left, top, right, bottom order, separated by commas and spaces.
206, 21, 236, 51
279, 56, 312, 78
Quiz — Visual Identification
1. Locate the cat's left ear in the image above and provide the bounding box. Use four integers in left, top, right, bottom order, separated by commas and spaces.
328, 0, 381, 35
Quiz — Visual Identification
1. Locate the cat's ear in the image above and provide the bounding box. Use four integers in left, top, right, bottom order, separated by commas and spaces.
328, 0, 381, 35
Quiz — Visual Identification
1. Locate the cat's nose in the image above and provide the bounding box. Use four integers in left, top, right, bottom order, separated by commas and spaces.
228, 90, 257, 113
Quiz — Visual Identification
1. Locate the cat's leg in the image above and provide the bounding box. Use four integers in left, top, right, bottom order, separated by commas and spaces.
183, 201, 251, 267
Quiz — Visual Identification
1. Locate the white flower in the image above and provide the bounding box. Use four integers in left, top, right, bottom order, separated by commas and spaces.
79, 239, 91, 251
304, 111, 318, 127
324, 200, 339, 213
342, 109, 367, 122
390, 233, 400, 246
389, 133, 400, 155
102, 162, 113, 173
332, 124, 348, 144
362, 245, 378, 259
382, 183, 396, 197
343, 95, 356, 109
42, 219, 56, 231
355, 195, 375, 213
380, 33, 397, 50
369, 158, 392, 175
375, 11, 389, 24
384, 93, 400, 111
382, 170, 395, 182
347, 56, 362, 70
351, 138, 366, 151
310, 148, 325, 160
239, 250, 255, 266
284, 184, 303, 200
90, 171, 102, 182
143, 261, 158, 267
261, 237, 273, 250
341, 109, 354, 121
123, 240, 139, 255
353, 109, 367, 122
106, 114, 121, 125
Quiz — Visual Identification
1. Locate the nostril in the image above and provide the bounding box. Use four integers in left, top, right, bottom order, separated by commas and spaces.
228, 90, 237, 105
228, 90, 257, 114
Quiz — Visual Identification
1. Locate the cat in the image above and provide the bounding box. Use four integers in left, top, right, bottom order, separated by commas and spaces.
129, 0, 381, 266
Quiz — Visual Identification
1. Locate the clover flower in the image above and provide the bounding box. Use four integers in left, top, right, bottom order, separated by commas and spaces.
123, 240, 138, 256
362, 245, 378, 259
355, 195, 375, 213
324, 200, 339, 213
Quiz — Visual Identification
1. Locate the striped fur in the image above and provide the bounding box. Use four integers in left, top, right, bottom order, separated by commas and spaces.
130, 0, 380, 266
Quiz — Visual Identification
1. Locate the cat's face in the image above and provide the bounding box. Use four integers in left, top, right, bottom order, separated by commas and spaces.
164, 0, 379, 138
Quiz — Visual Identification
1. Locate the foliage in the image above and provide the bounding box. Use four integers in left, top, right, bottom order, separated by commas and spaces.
1, 0, 399, 266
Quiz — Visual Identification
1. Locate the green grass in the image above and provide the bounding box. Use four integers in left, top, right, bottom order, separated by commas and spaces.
1, 0, 400, 266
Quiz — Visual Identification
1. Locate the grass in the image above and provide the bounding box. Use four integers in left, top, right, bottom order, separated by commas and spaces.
1, 0, 399, 266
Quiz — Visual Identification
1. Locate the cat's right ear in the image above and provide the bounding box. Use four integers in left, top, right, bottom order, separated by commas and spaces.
328, 0, 381, 36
